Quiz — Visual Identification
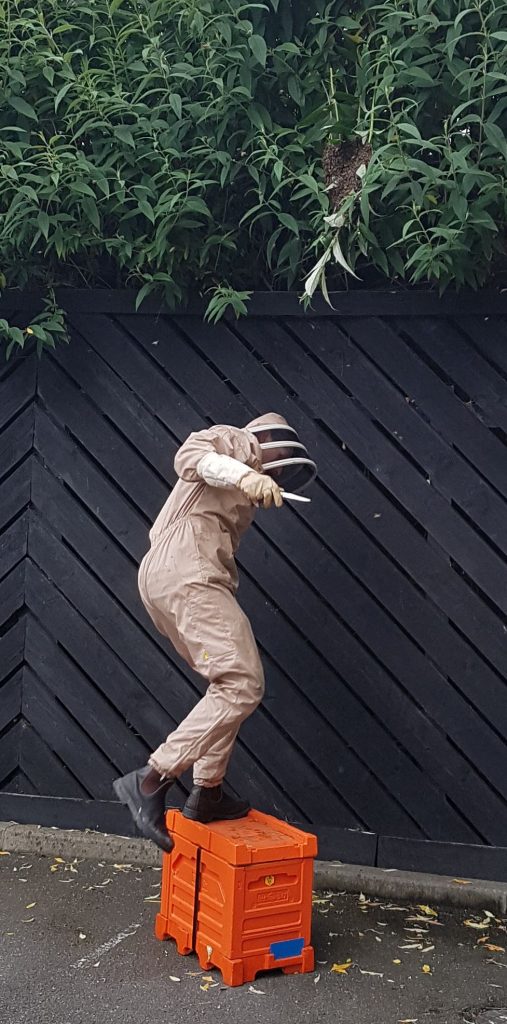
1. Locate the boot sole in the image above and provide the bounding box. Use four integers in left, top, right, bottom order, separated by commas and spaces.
112, 775, 141, 827
182, 806, 251, 824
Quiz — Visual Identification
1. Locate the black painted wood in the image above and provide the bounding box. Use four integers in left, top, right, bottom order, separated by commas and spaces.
3, 287, 507, 317
2, 290, 507, 877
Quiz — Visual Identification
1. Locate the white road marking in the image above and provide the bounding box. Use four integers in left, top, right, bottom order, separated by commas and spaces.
70, 923, 141, 969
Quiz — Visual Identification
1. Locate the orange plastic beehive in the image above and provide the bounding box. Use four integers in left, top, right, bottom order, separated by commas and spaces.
156, 808, 317, 987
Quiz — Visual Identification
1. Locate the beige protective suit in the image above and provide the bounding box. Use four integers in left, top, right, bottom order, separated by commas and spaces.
137, 413, 288, 788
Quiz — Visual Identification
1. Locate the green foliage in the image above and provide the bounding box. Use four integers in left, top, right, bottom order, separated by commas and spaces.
0, 296, 68, 357
0, 0, 505, 352
308, 0, 507, 298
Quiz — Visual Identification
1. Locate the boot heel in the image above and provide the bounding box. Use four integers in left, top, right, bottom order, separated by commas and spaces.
112, 777, 129, 804
182, 806, 212, 823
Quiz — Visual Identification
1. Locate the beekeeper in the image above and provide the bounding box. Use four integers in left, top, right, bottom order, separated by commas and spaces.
113, 413, 316, 852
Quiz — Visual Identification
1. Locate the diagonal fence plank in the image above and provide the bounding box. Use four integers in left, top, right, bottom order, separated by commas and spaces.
2, 292, 507, 873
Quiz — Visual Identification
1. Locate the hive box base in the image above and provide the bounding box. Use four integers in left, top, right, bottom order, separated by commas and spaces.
155, 808, 317, 987
195, 937, 315, 987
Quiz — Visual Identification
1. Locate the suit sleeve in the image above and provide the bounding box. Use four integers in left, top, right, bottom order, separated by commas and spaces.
174, 427, 255, 485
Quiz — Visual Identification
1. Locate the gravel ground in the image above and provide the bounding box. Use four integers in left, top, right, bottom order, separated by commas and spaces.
1, 851, 507, 1024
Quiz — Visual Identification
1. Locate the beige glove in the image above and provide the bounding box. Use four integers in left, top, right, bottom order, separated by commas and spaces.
239, 470, 284, 509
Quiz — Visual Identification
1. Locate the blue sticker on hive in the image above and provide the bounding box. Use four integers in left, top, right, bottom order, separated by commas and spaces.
270, 938, 305, 961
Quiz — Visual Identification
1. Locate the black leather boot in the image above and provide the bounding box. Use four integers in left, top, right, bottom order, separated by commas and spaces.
113, 766, 174, 853
182, 785, 250, 824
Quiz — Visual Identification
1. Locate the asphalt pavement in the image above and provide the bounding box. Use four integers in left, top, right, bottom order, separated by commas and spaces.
1, 851, 507, 1024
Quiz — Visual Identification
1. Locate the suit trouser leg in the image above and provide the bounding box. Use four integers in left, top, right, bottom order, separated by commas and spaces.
141, 574, 265, 785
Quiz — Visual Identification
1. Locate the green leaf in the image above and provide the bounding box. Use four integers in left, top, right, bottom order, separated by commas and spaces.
9, 327, 25, 346
81, 197, 100, 229
29, 324, 47, 341
8, 96, 37, 120
169, 94, 182, 119
54, 82, 73, 113
248, 34, 267, 67
277, 212, 300, 235
491, 32, 507, 42
135, 281, 156, 311
266, 226, 282, 267
71, 181, 96, 197
37, 211, 50, 239
114, 125, 135, 148
484, 122, 507, 160
454, 8, 475, 26
401, 67, 436, 86
138, 200, 155, 223
450, 193, 467, 221
397, 122, 422, 139
287, 75, 303, 105
109, 0, 126, 12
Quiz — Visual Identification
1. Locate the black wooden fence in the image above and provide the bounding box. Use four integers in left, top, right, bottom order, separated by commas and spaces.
2, 289, 507, 879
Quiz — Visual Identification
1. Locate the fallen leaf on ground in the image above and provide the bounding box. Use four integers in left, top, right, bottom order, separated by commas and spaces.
21, 918, 35, 923
452, 879, 471, 885
486, 959, 507, 968
393, 959, 402, 964
359, 970, 383, 977
54, 857, 65, 864
248, 986, 265, 994
422, 964, 432, 974
0, 851, 11, 856
79, 933, 86, 940
331, 960, 353, 974
417, 905, 438, 918
314, 974, 321, 984
398, 1019, 418, 1023
169, 976, 180, 983
483, 944, 505, 953
421, 946, 435, 953
25, 903, 36, 909
406, 915, 443, 926
464, 918, 490, 930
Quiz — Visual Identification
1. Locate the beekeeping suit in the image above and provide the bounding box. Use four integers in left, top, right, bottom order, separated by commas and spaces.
113, 413, 316, 847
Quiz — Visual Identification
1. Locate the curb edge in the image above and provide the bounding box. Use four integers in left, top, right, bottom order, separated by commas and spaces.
1, 821, 506, 913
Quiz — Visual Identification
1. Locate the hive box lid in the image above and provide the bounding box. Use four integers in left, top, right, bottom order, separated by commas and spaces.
166, 808, 318, 865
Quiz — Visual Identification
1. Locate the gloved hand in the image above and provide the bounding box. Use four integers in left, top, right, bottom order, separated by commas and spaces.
238, 470, 284, 509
